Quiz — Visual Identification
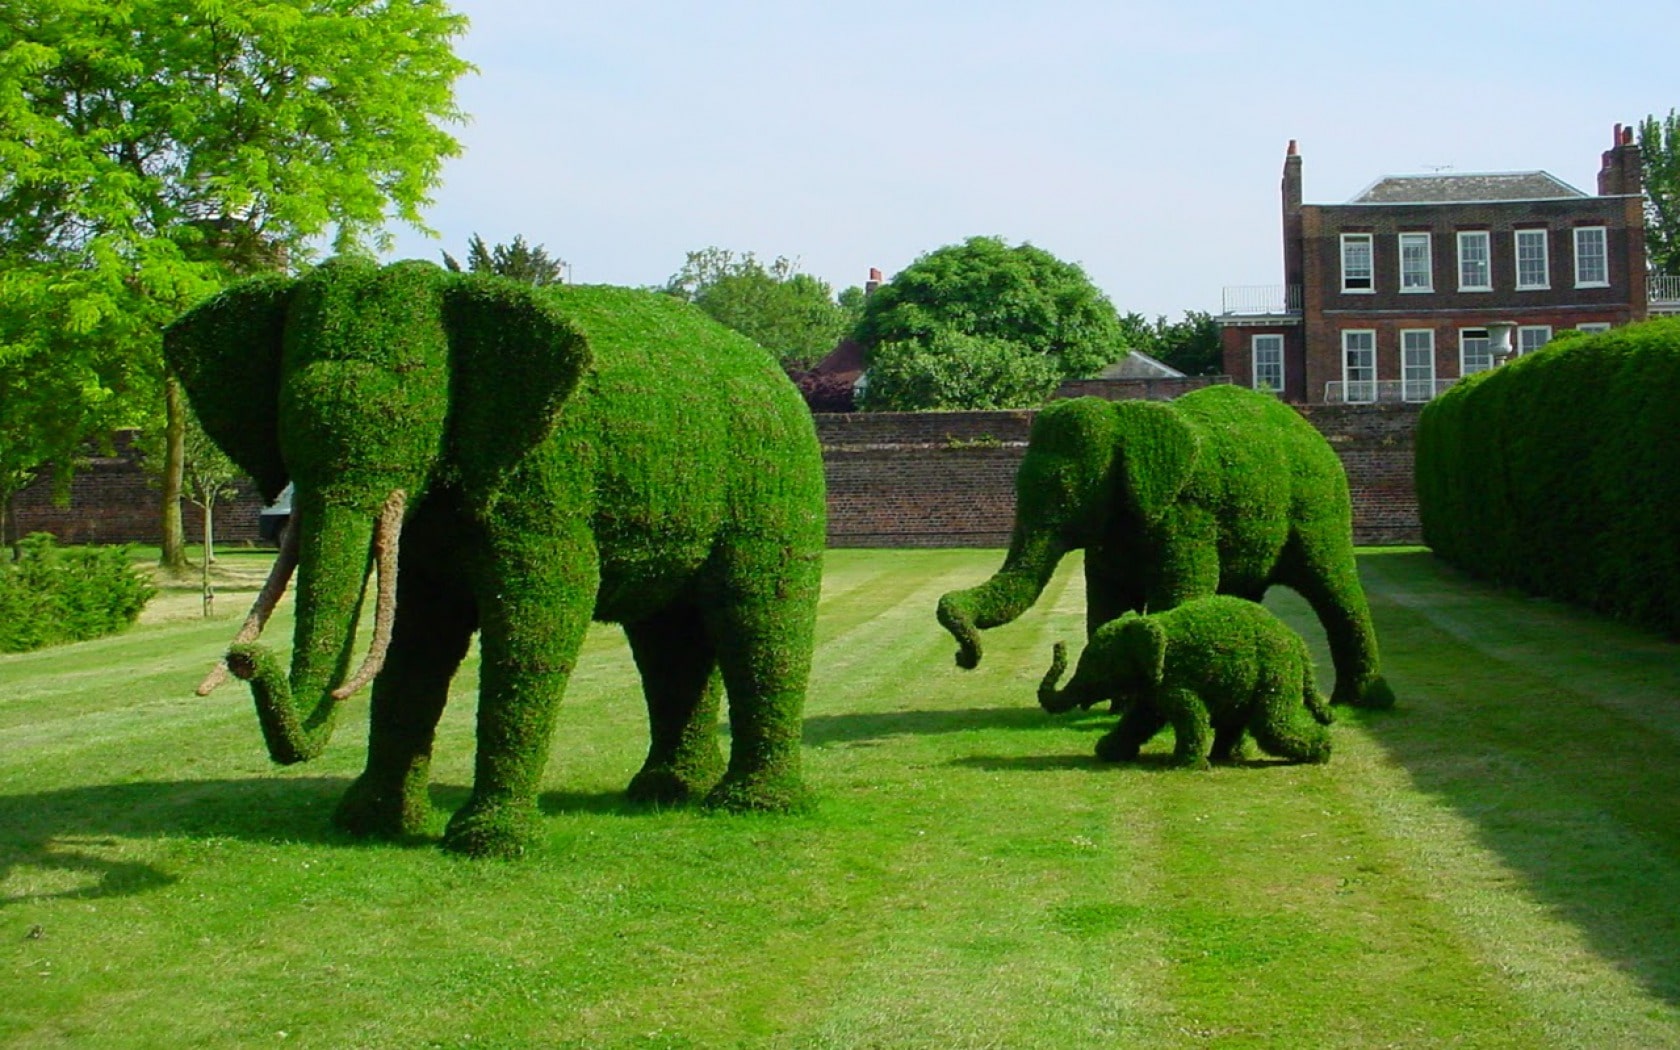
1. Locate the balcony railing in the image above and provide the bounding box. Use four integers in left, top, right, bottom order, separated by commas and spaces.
1221, 285, 1301, 316
1651, 274, 1680, 311
1322, 378, 1462, 405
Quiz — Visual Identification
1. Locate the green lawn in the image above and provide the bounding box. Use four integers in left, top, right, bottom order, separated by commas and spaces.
3, 548, 1680, 1048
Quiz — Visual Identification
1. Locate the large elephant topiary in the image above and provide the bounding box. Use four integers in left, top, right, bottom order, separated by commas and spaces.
938, 385, 1393, 709
1037, 596, 1333, 767
166, 258, 826, 858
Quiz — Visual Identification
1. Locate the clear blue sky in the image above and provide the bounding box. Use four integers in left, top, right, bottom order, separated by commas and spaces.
385, 1, 1677, 319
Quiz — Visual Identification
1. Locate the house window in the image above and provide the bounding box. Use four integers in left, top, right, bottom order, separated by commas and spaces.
1399, 233, 1433, 291
1343, 330, 1376, 402
1252, 334, 1284, 393
1461, 328, 1493, 376
1577, 322, 1612, 334
1458, 231, 1491, 291
1574, 226, 1608, 287
1401, 330, 1436, 402
1341, 234, 1374, 292
1516, 229, 1549, 289
1518, 325, 1552, 356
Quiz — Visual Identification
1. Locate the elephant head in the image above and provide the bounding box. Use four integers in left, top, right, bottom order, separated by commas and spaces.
1037, 612, 1166, 714
165, 258, 589, 764
938, 396, 1201, 668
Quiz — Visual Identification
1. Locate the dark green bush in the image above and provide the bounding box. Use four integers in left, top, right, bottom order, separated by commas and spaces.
0, 534, 155, 652
1417, 319, 1680, 633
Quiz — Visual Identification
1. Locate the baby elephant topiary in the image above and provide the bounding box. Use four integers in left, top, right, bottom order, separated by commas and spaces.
1038, 596, 1332, 768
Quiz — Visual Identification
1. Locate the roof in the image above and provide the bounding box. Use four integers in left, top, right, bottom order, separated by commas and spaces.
1346, 171, 1588, 204
1095, 350, 1185, 380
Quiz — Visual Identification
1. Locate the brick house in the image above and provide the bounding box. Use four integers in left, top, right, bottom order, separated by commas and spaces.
1219, 127, 1677, 404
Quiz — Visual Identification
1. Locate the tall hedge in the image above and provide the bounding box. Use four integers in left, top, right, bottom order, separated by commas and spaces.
1416, 319, 1680, 632
0, 534, 155, 652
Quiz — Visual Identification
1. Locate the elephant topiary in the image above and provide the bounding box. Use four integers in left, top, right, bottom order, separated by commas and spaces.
165, 258, 826, 858
938, 385, 1394, 710
1038, 596, 1333, 767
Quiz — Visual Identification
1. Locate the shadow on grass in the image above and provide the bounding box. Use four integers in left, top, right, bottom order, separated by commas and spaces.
1333, 550, 1680, 1010
802, 703, 1067, 746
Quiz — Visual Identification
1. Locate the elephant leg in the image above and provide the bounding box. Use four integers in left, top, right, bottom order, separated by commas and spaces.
623, 605, 725, 804
1095, 703, 1167, 762
444, 529, 599, 858
701, 538, 822, 813
1084, 566, 1142, 712
334, 578, 477, 839
1159, 687, 1213, 769
1248, 663, 1332, 764
1280, 531, 1394, 709
1211, 722, 1248, 763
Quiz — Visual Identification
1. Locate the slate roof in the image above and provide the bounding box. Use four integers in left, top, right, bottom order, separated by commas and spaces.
1095, 350, 1185, 379
1348, 171, 1588, 204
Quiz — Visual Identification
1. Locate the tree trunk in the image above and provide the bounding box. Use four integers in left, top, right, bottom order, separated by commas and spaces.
159, 375, 189, 573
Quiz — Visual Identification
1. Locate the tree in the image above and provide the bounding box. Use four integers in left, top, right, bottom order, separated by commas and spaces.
664, 248, 853, 370
443, 233, 567, 285
1145, 310, 1223, 376
859, 332, 1062, 411
0, 0, 472, 570
1639, 110, 1680, 276
852, 236, 1125, 410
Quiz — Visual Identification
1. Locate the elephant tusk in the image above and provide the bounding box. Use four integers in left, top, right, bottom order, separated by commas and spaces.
331, 489, 405, 701
197, 516, 301, 696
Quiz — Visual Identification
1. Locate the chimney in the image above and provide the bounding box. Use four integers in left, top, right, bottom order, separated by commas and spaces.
1600, 122, 1643, 196
866, 267, 883, 295
1282, 140, 1304, 291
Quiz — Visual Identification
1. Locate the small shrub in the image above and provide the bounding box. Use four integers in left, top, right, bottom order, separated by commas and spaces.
0, 534, 155, 652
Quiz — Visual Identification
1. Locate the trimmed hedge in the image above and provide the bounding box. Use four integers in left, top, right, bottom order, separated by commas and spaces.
1417, 318, 1680, 633
0, 534, 155, 652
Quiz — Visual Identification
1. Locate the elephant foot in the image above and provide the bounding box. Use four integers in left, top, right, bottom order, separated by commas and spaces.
1094, 729, 1142, 764
333, 770, 432, 839
1334, 674, 1396, 710
703, 769, 811, 814
1168, 753, 1213, 771
442, 798, 541, 859
626, 762, 718, 806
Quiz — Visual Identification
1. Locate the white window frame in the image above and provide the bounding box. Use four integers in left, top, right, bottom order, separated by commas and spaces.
1457, 230, 1491, 291
1251, 334, 1284, 394
1574, 226, 1608, 288
1517, 325, 1552, 357
1341, 233, 1374, 293
1401, 329, 1436, 402
1576, 322, 1612, 334
1460, 328, 1493, 376
1342, 329, 1377, 403
1399, 232, 1433, 292
1515, 229, 1550, 290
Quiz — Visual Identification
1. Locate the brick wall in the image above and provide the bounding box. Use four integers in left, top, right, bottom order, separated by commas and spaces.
11, 405, 1424, 550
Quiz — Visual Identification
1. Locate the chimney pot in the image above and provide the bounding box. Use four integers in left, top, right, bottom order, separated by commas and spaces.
1287, 139, 1298, 156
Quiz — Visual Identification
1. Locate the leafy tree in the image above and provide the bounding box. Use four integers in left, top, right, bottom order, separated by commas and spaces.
0, 0, 471, 570
1639, 110, 1680, 275
1145, 310, 1223, 376
859, 332, 1062, 412
664, 248, 852, 370
852, 236, 1125, 409
443, 233, 567, 286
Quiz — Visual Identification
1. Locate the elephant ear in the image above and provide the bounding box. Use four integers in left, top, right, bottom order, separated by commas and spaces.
1112, 400, 1202, 523
444, 277, 592, 503
163, 275, 296, 502
1122, 616, 1170, 688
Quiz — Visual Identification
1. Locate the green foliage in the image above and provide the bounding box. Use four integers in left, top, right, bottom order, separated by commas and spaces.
1417, 318, 1680, 634
853, 236, 1125, 409
938, 385, 1393, 709
1145, 310, 1224, 376
165, 259, 825, 857
1042, 597, 1332, 766
1639, 110, 1680, 275
859, 331, 1062, 411
0, 533, 154, 652
442, 233, 567, 286
663, 247, 852, 369
0, 0, 471, 559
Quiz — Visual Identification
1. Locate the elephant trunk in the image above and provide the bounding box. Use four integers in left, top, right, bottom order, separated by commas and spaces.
937, 529, 1067, 669
1038, 641, 1075, 712
223, 491, 403, 765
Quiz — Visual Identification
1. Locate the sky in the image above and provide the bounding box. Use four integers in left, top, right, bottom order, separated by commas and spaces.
385, 1, 1678, 320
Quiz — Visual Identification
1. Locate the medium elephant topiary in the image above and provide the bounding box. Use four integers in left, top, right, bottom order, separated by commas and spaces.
165, 258, 826, 858
1038, 596, 1332, 767
938, 385, 1394, 709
